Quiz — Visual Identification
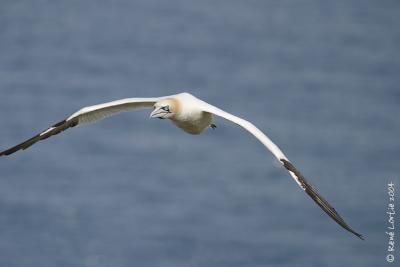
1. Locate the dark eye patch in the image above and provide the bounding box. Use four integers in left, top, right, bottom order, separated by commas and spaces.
161, 106, 170, 112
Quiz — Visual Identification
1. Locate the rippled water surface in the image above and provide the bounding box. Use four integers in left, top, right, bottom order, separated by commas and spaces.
0, 1, 399, 266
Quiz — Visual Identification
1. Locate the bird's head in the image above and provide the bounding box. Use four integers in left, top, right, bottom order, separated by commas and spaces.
150, 98, 180, 119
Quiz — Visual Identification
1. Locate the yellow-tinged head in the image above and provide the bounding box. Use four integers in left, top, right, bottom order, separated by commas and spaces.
150, 98, 181, 119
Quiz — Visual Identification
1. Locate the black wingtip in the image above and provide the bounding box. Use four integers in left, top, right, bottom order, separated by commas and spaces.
345, 225, 364, 240
280, 159, 364, 240
0, 118, 77, 157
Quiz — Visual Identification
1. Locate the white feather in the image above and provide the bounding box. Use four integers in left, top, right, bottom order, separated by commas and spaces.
67, 97, 161, 124
196, 99, 288, 161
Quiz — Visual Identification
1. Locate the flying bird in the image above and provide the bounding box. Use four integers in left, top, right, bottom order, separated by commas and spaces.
0, 92, 363, 239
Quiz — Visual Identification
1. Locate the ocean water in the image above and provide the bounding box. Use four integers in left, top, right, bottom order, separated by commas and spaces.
0, 1, 399, 266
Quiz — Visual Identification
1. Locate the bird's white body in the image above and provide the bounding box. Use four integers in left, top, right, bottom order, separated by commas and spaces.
170, 111, 213, 134
0, 92, 363, 239
165, 93, 213, 134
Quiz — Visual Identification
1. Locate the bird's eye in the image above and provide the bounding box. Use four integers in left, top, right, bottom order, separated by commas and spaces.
161, 106, 170, 112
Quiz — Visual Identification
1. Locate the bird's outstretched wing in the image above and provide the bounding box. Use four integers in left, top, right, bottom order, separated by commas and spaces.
199, 101, 363, 240
0, 97, 160, 156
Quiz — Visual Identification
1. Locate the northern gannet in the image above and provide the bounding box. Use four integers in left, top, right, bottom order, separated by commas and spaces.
0, 92, 363, 239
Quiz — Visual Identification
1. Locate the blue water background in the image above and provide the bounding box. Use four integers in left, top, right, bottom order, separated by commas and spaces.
0, 1, 399, 266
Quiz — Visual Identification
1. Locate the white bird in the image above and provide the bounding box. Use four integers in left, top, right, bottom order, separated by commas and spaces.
0, 92, 363, 239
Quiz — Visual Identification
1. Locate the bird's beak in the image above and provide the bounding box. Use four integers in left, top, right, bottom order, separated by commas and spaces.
150, 107, 168, 119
